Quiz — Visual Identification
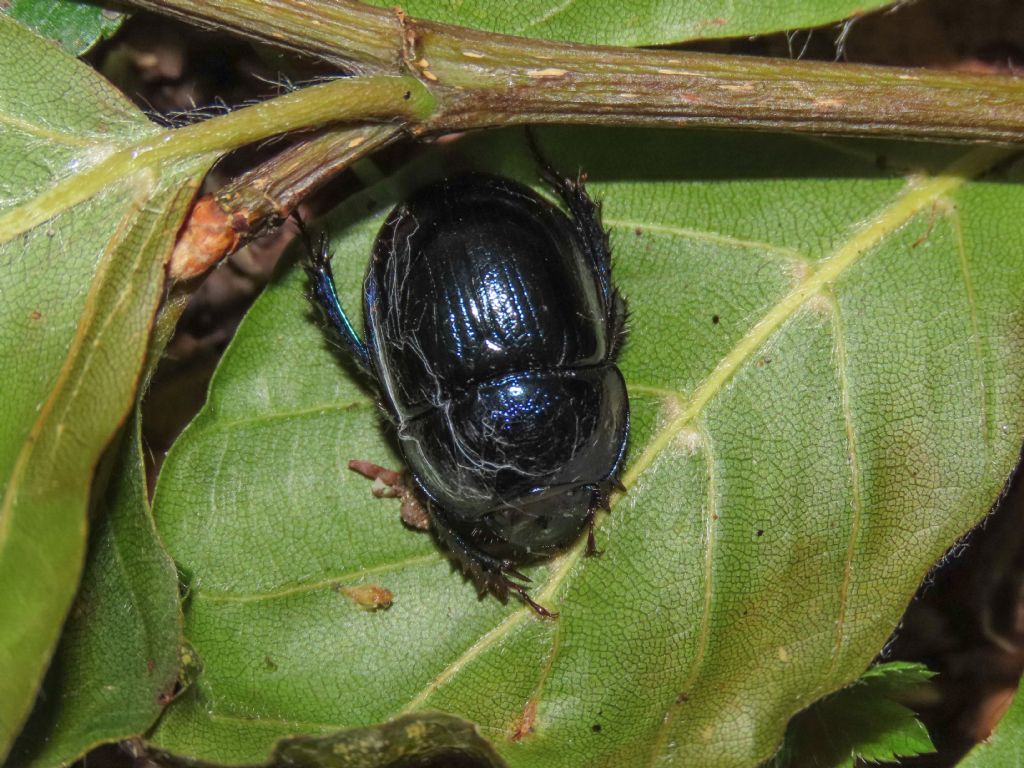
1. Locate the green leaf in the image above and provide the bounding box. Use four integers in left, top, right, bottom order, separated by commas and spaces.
958, 686, 1024, 766
3, 0, 124, 55
10, 413, 183, 768
0, 15, 211, 758
148, 128, 1024, 767
152, 712, 508, 768
771, 662, 935, 767
362, 0, 898, 47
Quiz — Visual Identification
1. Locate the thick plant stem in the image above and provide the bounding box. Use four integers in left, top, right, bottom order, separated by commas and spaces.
131, 0, 403, 71
214, 124, 401, 221
130, 0, 1024, 143
168, 124, 402, 280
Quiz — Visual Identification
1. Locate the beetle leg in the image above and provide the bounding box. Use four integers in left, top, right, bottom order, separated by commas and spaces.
584, 507, 603, 557
430, 519, 557, 619
501, 564, 531, 583
502, 579, 557, 619
527, 133, 611, 286
585, 478, 624, 557
349, 459, 556, 617
347, 460, 431, 530
294, 214, 374, 373
585, 519, 601, 557
525, 130, 627, 359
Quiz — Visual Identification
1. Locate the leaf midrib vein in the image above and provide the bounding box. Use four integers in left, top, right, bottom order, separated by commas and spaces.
828, 292, 863, 674
647, 424, 719, 766
949, 204, 992, 452
200, 398, 375, 434
0, 187, 154, 560
397, 145, 1008, 715
0, 111, 106, 149
196, 552, 441, 604
604, 218, 806, 262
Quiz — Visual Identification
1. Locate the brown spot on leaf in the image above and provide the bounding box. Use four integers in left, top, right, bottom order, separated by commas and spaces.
911, 201, 949, 249
694, 16, 729, 32
510, 698, 539, 742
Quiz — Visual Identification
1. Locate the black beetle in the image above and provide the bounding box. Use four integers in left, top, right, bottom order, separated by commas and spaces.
303, 164, 629, 616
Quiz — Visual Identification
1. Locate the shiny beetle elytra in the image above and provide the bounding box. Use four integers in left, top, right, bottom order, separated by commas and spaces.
303, 164, 629, 616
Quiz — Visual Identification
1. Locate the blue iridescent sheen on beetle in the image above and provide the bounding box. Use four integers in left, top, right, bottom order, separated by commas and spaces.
304, 167, 629, 616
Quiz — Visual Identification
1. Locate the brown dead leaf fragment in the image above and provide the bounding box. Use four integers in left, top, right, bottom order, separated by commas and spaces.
169, 195, 249, 280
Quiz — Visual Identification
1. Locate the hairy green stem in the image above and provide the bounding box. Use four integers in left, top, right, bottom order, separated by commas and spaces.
131, 0, 1024, 143
0, 76, 430, 242
138, 76, 429, 160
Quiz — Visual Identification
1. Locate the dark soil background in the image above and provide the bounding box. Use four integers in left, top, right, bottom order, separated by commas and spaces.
75, 1, 1024, 765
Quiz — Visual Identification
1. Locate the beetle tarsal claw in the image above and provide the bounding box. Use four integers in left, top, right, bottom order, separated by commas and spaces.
585, 526, 603, 558
495, 565, 557, 618
504, 579, 558, 620
501, 564, 531, 583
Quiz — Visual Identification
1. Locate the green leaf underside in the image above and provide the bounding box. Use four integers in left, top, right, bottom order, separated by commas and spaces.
959, 685, 1024, 766
0, 15, 207, 758
363, 0, 898, 47
4, 0, 124, 55
149, 128, 1024, 768
151, 712, 508, 768
11, 414, 182, 768
771, 661, 935, 767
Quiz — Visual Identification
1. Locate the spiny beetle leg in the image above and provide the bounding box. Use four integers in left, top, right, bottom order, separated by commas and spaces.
503, 578, 557, 619
585, 518, 601, 557
294, 214, 373, 372
432, 520, 557, 619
